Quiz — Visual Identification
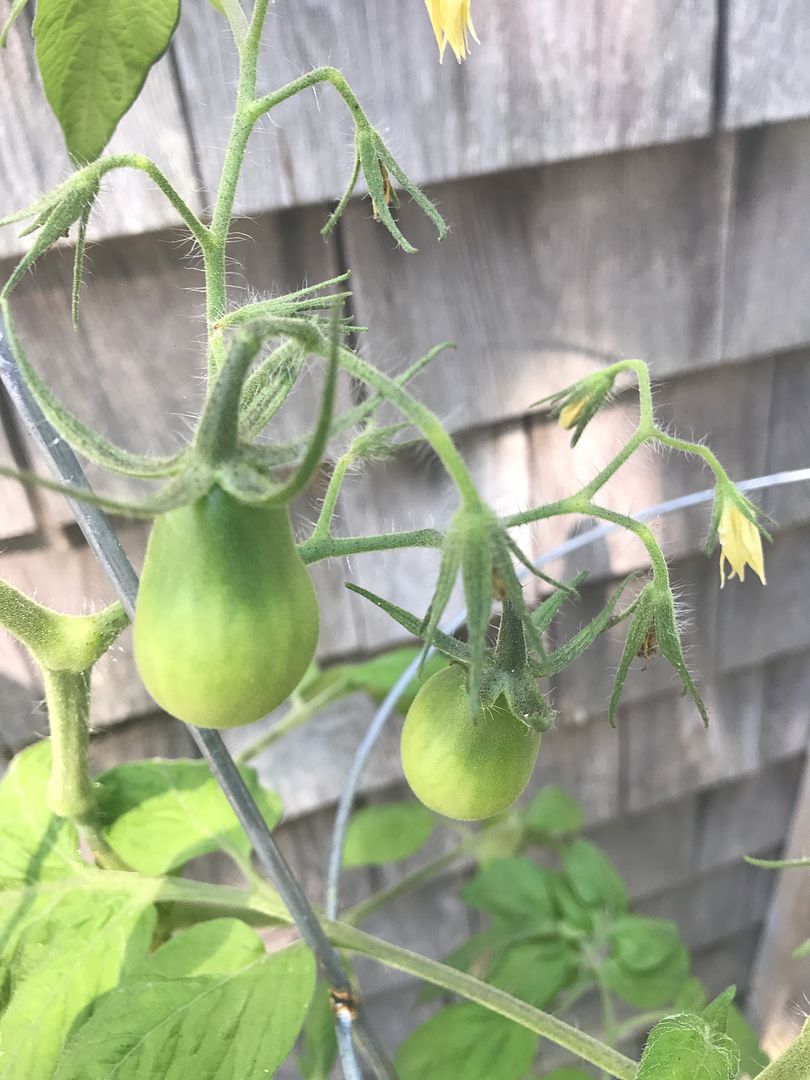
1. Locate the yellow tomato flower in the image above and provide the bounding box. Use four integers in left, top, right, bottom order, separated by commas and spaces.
424, 0, 479, 62
559, 396, 588, 430
718, 502, 766, 587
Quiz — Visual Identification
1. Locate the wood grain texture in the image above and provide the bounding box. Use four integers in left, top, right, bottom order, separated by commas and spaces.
749, 752, 810, 1053
723, 0, 810, 129
342, 137, 734, 434
0, 18, 201, 260
693, 755, 804, 873
722, 121, 810, 361
172, 0, 715, 219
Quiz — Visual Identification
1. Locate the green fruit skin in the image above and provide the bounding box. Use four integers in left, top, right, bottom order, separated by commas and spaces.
134, 488, 319, 729
401, 665, 541, 821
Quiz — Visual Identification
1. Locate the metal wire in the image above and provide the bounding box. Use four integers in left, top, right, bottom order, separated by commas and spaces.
325, 466, 810, 919
0, 323, 389, 1080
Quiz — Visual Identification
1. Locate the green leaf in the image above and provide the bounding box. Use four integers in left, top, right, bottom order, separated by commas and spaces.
395, 1002, 537, 1080
418, 929, 505, 1004
487, 940, 577, 1009
0, 0, 31, 47
562, 840, 627, 914
726, 1005, 769, 1076
0, 740, 82, 886
298, 979, 338, 1080
33, 0, 181, 162
602, 943, 689, 1009
793, 936, 810, 959
523, 787, 583, 839
343, 801, 435, 867
702, 985, 737, 1034
0, 884, 156, 1080
96, 759, 283, 875
636, 1013, 740, 1080
344, 647, 449, 712
138, 918, 265, 978
55, 944, 316, 1079
540, 1070, 594, 1080
608, 916, 683, 973
460, 857, 556, 928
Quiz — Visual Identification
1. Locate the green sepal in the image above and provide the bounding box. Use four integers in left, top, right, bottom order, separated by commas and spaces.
530, 571, 589, 635
542, 573, 638, 677
608, 584, 656, 727
345, 583, 470, 663
654, 587, 709, 727
2, 172, 101, 298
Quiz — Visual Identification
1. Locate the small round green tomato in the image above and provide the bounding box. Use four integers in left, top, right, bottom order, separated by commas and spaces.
401, 664, 541, 821
134, 487, 319, 728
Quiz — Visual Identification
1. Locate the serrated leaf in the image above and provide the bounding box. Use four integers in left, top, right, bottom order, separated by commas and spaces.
96, 759, 283, 875
54, 944, 316, 1079
523, 786, 583, 839
636, 1013, 740, 1080
298, 979, 338, 1080
0, 740, 82, 886
395, 1002, 537, 1080
138, 918, 265, 978
343, 801, 435, 867
562, 840, 627, 915
34, 0, 181, 162
460, 857, 556, 928
608, 916, 683, 973
0, 884, 156, 1080
345, 647, 450, 713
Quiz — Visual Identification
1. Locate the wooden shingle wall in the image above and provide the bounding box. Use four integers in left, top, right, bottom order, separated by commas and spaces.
1, 0, 810, 1056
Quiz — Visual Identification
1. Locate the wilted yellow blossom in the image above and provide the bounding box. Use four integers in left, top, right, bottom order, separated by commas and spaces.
559, 396, 588, 430
424, 0, 479, 62
718, 502, 766, 587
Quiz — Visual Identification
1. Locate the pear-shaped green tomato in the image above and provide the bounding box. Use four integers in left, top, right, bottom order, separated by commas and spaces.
134, 488, 319, 728
401, 664, 541, 821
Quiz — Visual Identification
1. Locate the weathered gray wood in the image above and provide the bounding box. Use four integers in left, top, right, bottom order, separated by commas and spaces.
343, 137, 734, 434
0, 19, 201, 259
722, 121, 810, 361
694, 756, 805, 873
621, 666, 764, 814
172, 0, 715, 220
749, 751, 810, 1055
715, 523, 810, 673
761, 348, 810, 525
638, 858, 775, 951
760, 649, 810, 764
723, 1, 810, 129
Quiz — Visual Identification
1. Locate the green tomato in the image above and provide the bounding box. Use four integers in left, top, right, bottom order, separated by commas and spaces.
134, 487, 319, 728
401, 664, 541, 821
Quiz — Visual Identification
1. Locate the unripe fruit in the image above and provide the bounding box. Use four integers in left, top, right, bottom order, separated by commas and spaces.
401, 664, 541, 821
134, 488, 319, 728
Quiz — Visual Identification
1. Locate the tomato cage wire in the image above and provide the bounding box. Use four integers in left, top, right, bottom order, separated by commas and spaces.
3, 319, 810, 1080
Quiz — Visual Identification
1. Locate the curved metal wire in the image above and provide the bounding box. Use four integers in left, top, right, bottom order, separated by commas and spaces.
325, 466, 810, 919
